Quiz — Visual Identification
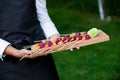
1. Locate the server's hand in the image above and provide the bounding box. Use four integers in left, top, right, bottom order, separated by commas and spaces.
4, 45, 32, 58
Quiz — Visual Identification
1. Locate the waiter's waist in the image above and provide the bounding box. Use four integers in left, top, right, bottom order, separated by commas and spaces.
3, 54, 51, 63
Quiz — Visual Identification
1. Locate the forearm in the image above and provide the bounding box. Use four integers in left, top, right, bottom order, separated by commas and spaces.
4, 45, 19, 58
4, 45, 33, 59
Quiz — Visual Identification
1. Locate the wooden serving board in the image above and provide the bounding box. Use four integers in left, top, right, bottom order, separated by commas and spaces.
31, 30, 110, 56
73, 30, 110, 47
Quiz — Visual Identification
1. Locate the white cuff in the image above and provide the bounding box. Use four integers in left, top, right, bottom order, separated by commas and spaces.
40, 21, 59, 38
0, 39, 11, 61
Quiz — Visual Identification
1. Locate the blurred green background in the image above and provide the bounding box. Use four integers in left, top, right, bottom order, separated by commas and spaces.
47, 0, 120, 80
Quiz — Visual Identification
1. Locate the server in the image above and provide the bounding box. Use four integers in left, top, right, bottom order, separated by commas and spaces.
0, 0, 59, 80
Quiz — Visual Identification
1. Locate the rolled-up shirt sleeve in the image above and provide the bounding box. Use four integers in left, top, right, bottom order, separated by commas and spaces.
0, 38, 11, 60
36, 0, 59, 39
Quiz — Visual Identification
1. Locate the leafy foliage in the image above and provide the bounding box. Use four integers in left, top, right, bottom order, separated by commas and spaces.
47, 0, 120, 17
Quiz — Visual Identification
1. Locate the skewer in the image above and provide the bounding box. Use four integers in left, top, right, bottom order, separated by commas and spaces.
19, 54, 29, 61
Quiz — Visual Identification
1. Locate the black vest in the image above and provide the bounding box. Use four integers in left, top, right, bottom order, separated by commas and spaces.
0, 0, 45, 49
0, 1, 59, 80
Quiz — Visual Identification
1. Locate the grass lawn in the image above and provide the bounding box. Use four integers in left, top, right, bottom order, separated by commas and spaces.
47, 1, 120, 80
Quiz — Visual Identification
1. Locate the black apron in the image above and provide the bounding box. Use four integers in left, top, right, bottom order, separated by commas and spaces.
0, 0, 59, 80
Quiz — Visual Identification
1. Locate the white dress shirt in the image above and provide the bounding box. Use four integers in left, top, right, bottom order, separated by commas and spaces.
0, 0, 59, 60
